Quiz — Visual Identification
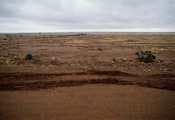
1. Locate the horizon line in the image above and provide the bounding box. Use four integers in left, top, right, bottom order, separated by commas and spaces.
1, 31, 175, 34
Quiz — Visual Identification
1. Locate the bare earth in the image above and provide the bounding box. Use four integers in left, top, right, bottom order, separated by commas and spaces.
0, 32, 175, 120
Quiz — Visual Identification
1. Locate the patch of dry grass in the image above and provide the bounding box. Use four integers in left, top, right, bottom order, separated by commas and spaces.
66, 40, 90, 44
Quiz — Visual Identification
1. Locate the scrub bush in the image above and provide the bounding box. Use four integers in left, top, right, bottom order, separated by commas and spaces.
25, 53, 33, 60
135, 51, 156, 62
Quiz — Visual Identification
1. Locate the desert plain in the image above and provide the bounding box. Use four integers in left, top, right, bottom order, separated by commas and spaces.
0, 32, 175, 120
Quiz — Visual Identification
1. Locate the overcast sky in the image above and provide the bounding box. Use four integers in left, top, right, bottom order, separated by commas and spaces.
0, 0, 174, 33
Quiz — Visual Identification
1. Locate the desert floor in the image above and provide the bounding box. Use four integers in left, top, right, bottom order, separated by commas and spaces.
0, 32, 175, 120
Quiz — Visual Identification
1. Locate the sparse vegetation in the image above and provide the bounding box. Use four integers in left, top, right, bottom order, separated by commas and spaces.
111, 57, 116, 61
25, 53, 33, 60
0, 32, 174, 75
135, 51, 156, 62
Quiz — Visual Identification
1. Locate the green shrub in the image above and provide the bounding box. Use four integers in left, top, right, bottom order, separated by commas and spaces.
25, 53, 33, 60
111, 57, 116, 61
135, 51, 156, 62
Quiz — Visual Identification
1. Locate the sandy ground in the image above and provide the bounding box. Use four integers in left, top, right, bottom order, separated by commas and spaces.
0, 85, 175, 120
0, 32, 175, 119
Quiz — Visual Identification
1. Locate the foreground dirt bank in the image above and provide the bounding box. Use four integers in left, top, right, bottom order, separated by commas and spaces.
0, 84, 175, 120
0, 70, 175, 91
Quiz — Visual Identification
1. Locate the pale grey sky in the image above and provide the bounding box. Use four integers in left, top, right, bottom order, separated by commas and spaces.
0, 0, 174, 33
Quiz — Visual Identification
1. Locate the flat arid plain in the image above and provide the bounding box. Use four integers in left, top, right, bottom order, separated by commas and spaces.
0, 32, 175, 120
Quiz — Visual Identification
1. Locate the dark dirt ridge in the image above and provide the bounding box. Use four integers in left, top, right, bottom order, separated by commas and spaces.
0, 70, 175, 91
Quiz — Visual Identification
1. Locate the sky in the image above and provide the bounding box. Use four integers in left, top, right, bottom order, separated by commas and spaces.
0, 0, 175, 33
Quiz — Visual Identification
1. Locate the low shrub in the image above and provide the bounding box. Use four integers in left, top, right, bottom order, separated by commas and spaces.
25, 53, 33, 60
111, 57, 116, 61
135, 51, 156, 62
